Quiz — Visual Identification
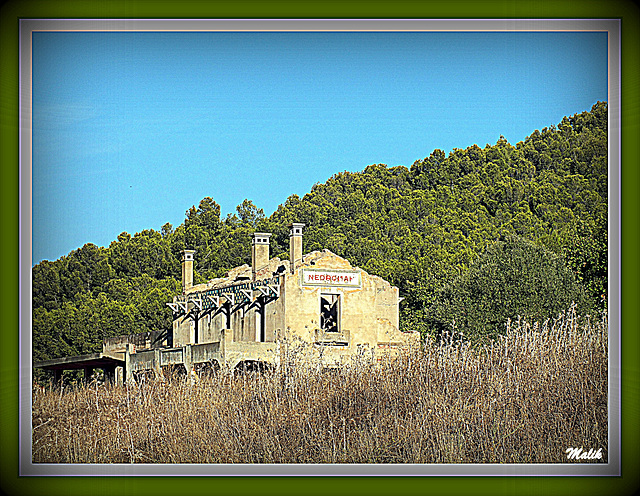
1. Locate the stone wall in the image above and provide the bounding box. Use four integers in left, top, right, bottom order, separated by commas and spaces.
103, 331, 167, 354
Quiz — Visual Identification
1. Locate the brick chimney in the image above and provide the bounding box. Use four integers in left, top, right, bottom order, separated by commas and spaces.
289, 223, 305, 273
252, 233, 271, 281
181, 250, 196, 292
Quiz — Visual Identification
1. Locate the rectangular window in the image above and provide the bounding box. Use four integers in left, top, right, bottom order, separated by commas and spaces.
320, 293, 340, 333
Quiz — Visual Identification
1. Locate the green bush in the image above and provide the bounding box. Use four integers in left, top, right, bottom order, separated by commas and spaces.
425, 236, 590, 341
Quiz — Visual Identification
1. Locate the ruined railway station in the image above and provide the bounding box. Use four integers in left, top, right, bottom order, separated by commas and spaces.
35, 223, 418, 383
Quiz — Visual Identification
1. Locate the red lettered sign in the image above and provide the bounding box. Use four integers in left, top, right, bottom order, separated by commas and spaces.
302, 269, 361, 288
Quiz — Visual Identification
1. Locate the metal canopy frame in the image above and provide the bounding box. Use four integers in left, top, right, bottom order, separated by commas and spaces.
168, 275, 281, 321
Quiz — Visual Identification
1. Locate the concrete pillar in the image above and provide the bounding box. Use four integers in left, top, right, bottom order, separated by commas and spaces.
289, 223, 305, 273
183, 344, 193, 375
125, 344, 132, 384
220, 329, 227, 356
153, 348, 163, 380
182, 250, 196, 292
251, 233, 271, 281
115, 366, 124, 385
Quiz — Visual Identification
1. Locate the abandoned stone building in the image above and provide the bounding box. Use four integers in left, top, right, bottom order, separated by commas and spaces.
35, 223, 418, 383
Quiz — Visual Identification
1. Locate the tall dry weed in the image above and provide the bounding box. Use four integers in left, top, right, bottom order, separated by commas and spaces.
32, 307, 608, 463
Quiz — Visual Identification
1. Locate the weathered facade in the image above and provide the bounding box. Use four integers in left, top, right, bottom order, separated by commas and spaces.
35, 223, 418, 383
166, 223, 417, 371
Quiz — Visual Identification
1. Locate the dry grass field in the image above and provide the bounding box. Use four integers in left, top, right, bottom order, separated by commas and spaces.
32, 307, 608, 464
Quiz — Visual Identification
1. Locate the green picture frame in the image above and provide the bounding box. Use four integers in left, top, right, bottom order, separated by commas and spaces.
2, 1, 638, 494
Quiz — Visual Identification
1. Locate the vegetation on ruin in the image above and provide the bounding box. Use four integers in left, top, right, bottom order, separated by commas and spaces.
32, 308, 608, 464
32, 101, 608, 360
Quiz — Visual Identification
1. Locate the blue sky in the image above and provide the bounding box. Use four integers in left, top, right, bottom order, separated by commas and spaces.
31, 31, 608, 266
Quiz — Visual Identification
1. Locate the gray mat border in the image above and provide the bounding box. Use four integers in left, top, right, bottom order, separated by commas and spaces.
19, 18, 621, 477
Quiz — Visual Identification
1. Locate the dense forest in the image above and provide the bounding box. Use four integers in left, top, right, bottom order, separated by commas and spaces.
32, 102, 608, 362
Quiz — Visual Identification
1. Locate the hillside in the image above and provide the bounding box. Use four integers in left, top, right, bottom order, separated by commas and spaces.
32, 102, 608, 361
